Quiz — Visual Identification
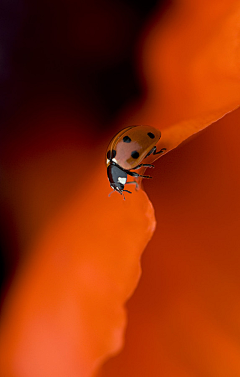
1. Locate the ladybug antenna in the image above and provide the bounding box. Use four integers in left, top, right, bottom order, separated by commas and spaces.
108, 189, 115, 197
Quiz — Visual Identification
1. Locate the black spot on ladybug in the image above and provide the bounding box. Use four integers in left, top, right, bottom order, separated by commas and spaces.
107, 150, 116, 160
131, 151, 139, 159
123, 136, 131, 143
147, 132, 155, 139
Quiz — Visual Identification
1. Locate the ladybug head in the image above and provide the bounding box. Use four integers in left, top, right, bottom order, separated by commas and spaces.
107, 164, 132, 198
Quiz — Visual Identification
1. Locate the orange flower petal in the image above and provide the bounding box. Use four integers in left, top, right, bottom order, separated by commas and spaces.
119, 0, 240, 139
2, 1, 240, 376
0, 127, 156, 377
99, 108, 240, 377
146, 0, 240, 119
98, 0, 240, 375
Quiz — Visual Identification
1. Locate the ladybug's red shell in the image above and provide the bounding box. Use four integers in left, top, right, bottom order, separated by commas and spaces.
106, 125, 161, 170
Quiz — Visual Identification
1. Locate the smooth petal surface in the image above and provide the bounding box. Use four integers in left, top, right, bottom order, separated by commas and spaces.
0, 118, 156, 377
118, 0, 240, 141
146, 0, 240, 122
98, 0, 240, 375
99, 107, 240, 377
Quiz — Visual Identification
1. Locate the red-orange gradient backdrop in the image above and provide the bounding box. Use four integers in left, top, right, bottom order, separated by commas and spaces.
1, 0, 240, 376
99, 108, 240, 377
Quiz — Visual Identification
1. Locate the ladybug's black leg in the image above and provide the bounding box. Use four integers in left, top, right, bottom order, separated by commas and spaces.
131, 163, 154, 170
121, 189, 132, 200
123, 189, 132, 194
125, 181, 139, 189
145, 146, 167, 158
126, 170, 152, 179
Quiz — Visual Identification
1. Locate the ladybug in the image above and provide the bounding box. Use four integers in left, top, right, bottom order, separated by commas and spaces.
106, 125, 166, 198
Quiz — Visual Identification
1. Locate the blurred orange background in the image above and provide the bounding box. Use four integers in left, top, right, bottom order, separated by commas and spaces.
1, 0, 240, 376
99, 108, 240, 377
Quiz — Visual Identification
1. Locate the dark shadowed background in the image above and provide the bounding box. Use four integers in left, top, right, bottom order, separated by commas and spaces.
0, 0, 170, 303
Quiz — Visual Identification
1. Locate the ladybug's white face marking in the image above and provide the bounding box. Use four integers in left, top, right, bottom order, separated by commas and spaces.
112, 158, 117, 163
118, 177, 127, 185
107, 159, 110, 164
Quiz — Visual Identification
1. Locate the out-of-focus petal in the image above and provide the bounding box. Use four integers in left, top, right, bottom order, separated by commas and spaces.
98, 0, 240, 375
99, 100, 240, 377
0, 111, 156, 377
144, 0, 240, 120
119, 0, 240, 142
2, 0, 240, 376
